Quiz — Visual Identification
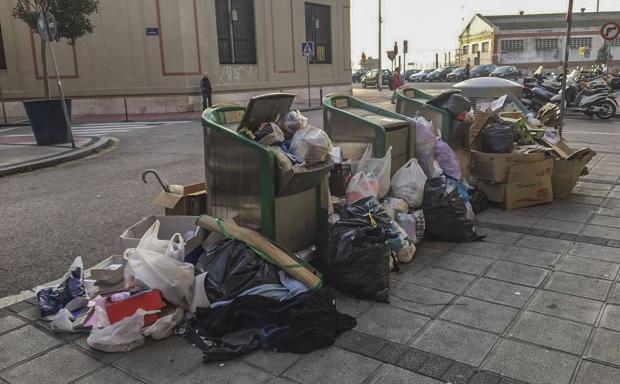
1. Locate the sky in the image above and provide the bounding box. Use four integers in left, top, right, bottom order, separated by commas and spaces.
351, 0, 620, 69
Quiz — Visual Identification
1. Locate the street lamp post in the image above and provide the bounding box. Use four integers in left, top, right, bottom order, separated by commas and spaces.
378, 0, 382, 91
559, 0, 574, 138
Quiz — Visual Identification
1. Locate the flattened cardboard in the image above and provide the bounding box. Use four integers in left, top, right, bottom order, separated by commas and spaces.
552, 150, 596, 199
152, 182, 206, 216
470, 150, 546, 183
119, 215, 206, 255
453, 149, 470, 180
469, 111, 492, 146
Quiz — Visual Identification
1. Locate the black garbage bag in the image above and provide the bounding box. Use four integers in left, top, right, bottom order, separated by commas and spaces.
430, 94, 472, 117
196, 239, 280, 303
338, 196, 393, 229
37, 264, 85, 317
481, 123, 516, 153
468, 187, 489, 214
422, 177, 482, 242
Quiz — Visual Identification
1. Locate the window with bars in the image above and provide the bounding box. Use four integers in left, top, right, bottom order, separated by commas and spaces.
472, 43, 479, 53
215, 0, 257, 64
569, 37, 592, 49
482, 42, 489, 52
535, 38, 558, 51
500, 39, 524, 52
462, 45, 469, 54
609, 37, 620, 47
0, 26, 6, 70
305, 2, 332, 64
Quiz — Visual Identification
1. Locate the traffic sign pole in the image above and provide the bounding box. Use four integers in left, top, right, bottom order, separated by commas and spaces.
301, 41, 314, 107
307, 55, 311, 107
600, 21, 620, 86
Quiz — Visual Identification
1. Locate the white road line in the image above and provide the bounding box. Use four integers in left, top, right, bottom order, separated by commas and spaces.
72, 126, 157, 132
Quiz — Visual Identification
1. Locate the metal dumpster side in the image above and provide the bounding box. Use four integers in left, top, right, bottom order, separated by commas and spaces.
395, 87, 451, 139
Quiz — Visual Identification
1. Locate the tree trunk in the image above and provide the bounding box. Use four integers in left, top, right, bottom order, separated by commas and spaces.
40, 39, 50, 99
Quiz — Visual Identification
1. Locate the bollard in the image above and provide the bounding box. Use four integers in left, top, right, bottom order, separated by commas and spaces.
124, 98, 129, 122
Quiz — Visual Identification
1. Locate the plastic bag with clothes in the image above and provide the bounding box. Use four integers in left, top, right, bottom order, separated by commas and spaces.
87, 309, 147, 352
434, 139, 462, 180
356, 146, 392, 198
421, 177, 482, 242
390, 159, 427, 208
290, 125, 332, 164
36, 257, 86, 318
346, 172, 380, 203
481, 123, 516, 153
124, 248, 195, 309
195, 239, 280, 303
278, 110, 308, 138
413, 117, 438, 178
137, 220, 185, 261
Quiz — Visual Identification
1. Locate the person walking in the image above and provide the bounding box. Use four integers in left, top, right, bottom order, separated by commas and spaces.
464, 63, 471, 79
201, 72, 212, 110
391, 67, 403, 104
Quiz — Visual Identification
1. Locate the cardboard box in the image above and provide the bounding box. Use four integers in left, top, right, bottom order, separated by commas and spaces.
552, 150, 596, 199
476, 159, 553, 210
470, 150, 546, 183
120, 215, 206, 254
152, 182, 206, 216
90, 255, 125, 284
453, 149, 470, 180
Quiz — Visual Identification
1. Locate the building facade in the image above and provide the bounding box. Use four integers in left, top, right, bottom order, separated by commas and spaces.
458, 11, 620, 71
0, 0, 351, 117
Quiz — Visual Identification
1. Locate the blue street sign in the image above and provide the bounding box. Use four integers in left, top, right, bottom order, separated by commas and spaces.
301, 41, 315, 57
145, 27, 159, 36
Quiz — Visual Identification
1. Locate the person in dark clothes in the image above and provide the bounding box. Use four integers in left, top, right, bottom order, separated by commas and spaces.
200, 72, 212, 110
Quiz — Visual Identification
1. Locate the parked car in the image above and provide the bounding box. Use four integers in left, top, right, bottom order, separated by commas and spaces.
352, 69, 368, 83
470, 64, 497, 78
361, 69, 392, 88
490, 66, 522, 80
410, 69, 434, 82
427, 66, 456, 81
446, 67, 467, 82
404, 69, 421, 82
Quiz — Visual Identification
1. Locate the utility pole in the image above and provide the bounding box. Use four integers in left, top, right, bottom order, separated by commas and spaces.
435, 53, 439, 68
377, 0, 383, 91
448, 51, 451, 65
559, 0, 574, 138
597, 0, 600, 12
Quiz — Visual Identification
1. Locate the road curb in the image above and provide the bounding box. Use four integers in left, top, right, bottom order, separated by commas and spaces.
0, 136, 114, 177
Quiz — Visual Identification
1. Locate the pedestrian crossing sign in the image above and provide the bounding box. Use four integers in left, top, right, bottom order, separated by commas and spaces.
301, 41, 314, 57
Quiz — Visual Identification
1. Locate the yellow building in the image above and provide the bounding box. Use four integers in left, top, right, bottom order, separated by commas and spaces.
0, 0, 351, 118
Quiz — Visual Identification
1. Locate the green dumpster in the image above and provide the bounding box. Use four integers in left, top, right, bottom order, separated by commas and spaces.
394, 87, 452, 140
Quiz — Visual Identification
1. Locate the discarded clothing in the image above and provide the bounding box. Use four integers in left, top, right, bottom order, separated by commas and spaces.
182, 289, 356, 361
37, 257, 86, 317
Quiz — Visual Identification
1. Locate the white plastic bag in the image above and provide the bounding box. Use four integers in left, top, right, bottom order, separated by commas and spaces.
142, 308, 184, 340
357, 145, 392, 198
391, 159, 427, 208
87, 309, 146, 352
434, 139, 462, 180
279, 110, 308, 138
414, 117, 438, 178
396, 212, 418, 245
124, 248, 194, 309
382, 197, 409, 215
137, 220, 185, 261
346, 172, 380, 203
50, 309, 75, 333
290, 125, 332, 164
396, 244, 416, 263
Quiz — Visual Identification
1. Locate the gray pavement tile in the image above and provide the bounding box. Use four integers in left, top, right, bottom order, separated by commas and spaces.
33, 320, 82, 342
72, 335, 138, 363
598, 207, 620, 218
395, 348, 430, 371
600, 304, 620, 331
532, 218, 584, 235
611, 283, 620, 304
482, 339, 578, 384
389, 279, 455, 316
411, 320, 498, 366
576, 181, 612, 191
439, 297, 518, 334
266, 378, 297, 384
6, 301, 35, 314
0, 345, 102, 384
551, 201, 600, 213
0, 307, 11, 319
574, 361, 620, 384
463, 278, 534, 309
441, 362, 475, 384
448, 242, 513, 260
478, 213, 540, 228
582, 224, 620, 241
417, 355, 452, 379
507, 311, 591, 355
569, 242, 620, 263
508, 205, 550, 217
514, 235, 571, 253
283, 347, 380, 384
469, 371, 502, 384
403, 267, 475, 294
375, 343, 408, 364
605, 197, 620, 208
572, 187, 609, 197
590, 214, 620, 227
502, 247, 561, 268
606, 239, 620, 247
569, 194, 604, 205
16, 307, 40, 322
557, 255, 619, 280
0, 325, 62, 370
171, 361, 273, 384
334, 293, 372, 317
544, 271, 612, 300
356, 304, 429, 344
485, 261, 549, 287
244, 350, 301, 375
528, 290, 603, 324
395, 261, 428, 280
411, 247, 445, 264
420, 240, 455, 251
367, 364, 441, 384
114, 336, 202, 384
334, 330, 387, 357
0, 316, 26, 335
476, 229, 523, 245
586, 328, 620, 365
75, 366, 143, 384
432, 252, 494, 275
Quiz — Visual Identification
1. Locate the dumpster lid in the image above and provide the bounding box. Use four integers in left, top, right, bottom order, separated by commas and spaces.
238, 93, 296, 132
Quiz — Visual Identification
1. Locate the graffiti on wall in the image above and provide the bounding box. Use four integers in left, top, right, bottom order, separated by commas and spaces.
219, 65, 254, 85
